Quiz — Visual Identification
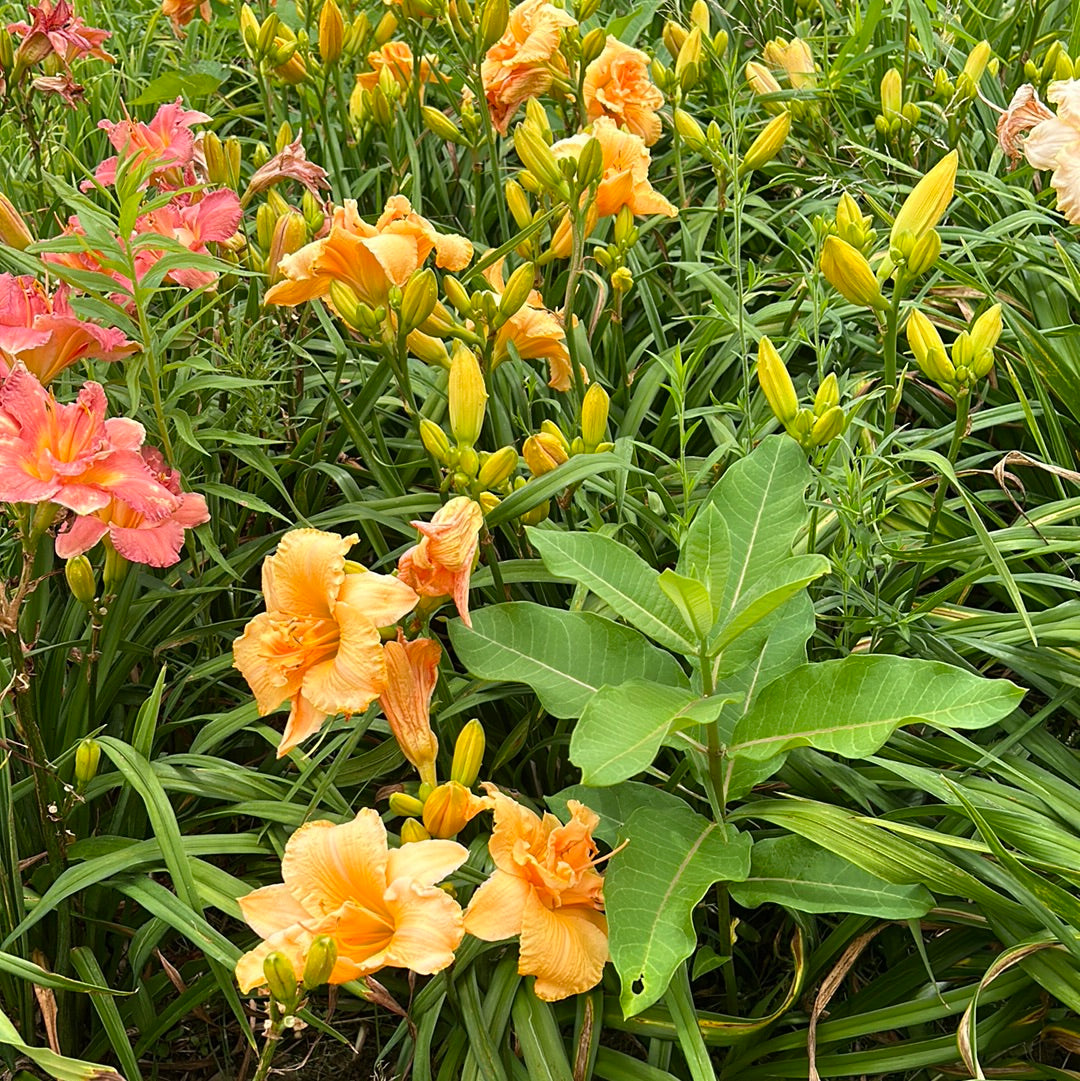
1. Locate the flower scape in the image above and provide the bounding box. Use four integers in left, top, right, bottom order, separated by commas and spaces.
1, 0, 1080, 1078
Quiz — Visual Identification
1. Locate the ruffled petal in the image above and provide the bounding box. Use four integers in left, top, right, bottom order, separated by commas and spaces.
262, 529, 357, 619
385, 838, 468, 888
381, 879, 464, 974
55, 514, 109, 559
463, 869, 530, 941
300, 601, 386, 716
337, 565, 419, 626
518, 891, 608, 1001
238, 883, 311, 940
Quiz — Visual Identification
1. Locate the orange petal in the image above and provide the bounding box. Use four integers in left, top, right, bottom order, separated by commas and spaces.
386, 837, 468, 888
338, 567, 418, 626
281, 809, 390, 917
301, 602, 386, 717
239, 883, 312, 938
232, 612, 305, 717
463, 869, 530, 941
263, 529, 358, 619
277, 691, 330, 757
359, 232, 424, 289
432, 230, 473, 272
519, 891, 608, 1001
382, 879, 464, 974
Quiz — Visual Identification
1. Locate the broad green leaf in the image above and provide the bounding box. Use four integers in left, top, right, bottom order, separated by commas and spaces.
727, 656, 1024, 761
570, 682, 727, 786
606, 805, 751, 1016
0, 1004, 121, 1081
676, 504, 730, 615
130, 62, 230, 104
728, 836, 934, 917
448, 603, 687, 718
658, 570, 713, 640
527, 530, 696, 654
547, 782, 688, 847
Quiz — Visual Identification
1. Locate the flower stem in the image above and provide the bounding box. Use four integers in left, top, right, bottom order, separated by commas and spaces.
881, 300, 900, 442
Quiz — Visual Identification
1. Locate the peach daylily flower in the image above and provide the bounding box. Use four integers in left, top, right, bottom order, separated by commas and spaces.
1023, 79, 1080, 223
235, 808, 467, 993
0, 274, 136, 385
232, 529, 419, 756
162, 0, 209, 31
265, 194, 473, 312
582, 37, 664, 146
397, 497, 484, 628
380, 633, 441, 786
552, 117, 676, 219
464, 787, 608, 1002
482, 260, 572, 391
482, 0, 577, 134
355, 41, 434, 94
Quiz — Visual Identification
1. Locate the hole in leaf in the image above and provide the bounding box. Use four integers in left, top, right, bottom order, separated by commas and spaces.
631, 977, 645, 995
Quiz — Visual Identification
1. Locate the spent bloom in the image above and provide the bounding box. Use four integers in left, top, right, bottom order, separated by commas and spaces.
56, 446, 209, 568
235, 809, 467, 993
551, 117, 677, 219
464, 787, 608, 1001
7, 0, 113, 69
244, 136, 330, 202
582, 37, 664, 146
0, 365, 180, 518
0, 273, 136, 385
232, 529, 419, 756
1021, 80, 1080, 224
482, 0, 577, 135
397, 497, 484, 628
996, 84, 1054, 160
379, 632, 441, 787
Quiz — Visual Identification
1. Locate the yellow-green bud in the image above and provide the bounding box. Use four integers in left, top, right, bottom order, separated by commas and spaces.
962, 40, 991, 85
65, 555, 97, 607
302, 935, 338, 989
420, 418, 452, 464
450, 718, 485, 787
969, 303, 1002, 356
575, 136, 604, 189
810, 405, 844, 446
74, 738, 101, 789
423, 106, 467, 145
905, 229, 942, 277
676, 27, 702, 82
505, 180, 532, 230
673, 108, 707, 153
891, 150, 958, 247
880, 68, 902, 121
523, 432, 569, 476
835, 191, 873, 250
498, 262, 536, 323
389, 791, 427, 817
443, 275, 473, 316
513, 126, 567, 196
477, 445, 519, 488
373, 10, 398, 44
580, 27, 607, 68
400, 818, 431, 843
401, 268, 439, 334
457, 445, 480, 478
328, 280, 365, 329
448, 346, 487, 446
819, 236, 887, 309
905, 309, 955, 385
742, 111, 791, 172
318, 0, 344, 64
256, 12, 281, 59
611, 266, 633, 292
263, 951, 299, 1008
663, 21, 687, 59
745, 61, 783, 112
540, 418, 571, 453
224, 137, 243, 190
756, 337, 799, 425
479, 0, 510, 50
478, 491, 501, 514
266, 211, 308, 287
690, 0, 709, 31
813, 372, 839, 417
423, 781, 477, 838
240, 4, 261, 53
581, 382, 610, 449
713, 29, 728, 56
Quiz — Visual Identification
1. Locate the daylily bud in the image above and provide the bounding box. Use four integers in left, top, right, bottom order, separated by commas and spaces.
581, 382, 610, 449
835, 191, 874, 250
457, 445, 480, 478
580, 27, 606, 68
266, 211, 308, 286
713, 29, 728, 56
745, 60, 782, 97
480, 0, 510, 50
374, 10, 397, 44
742, 111, 791, 172
240, 4, 261, 53
328, 280, 365, 329
905, 229, 941, 277
524, 97, 551, 142
103, 545, 128, 594
302, 935, 338, 989
676, 27, 702, 81
906, 309, 954, 384
962, 40, 991, 85
969, 303, 1002, 377
409, 329, 450, 367
201, 132, 228, 188
478, 491, 501, 514
255, 202, 277, 253
450, 718, 485, 787
515, 127, 565, 195
820, 236, 887, 309
74, 738, 101, 789
256, 12, 281, 58
449, 345, 487, 447
505, 180, 532, 229
477, 445, 519, 488
756, 337, 799, 425
443, 275, 473, 316
690, 0, 709, 31
498, 262, 536, 321
674, 108, 707, 152
890, 150, 958, 247
400, 818, 431, 843
880, 67, 902, 120
389, 791, 427, 817
810, 405, 844, 446
611, 266, 633, 292
663, 21, 687, 58
951, 331, 975, 374
65, 555, 96, 607
782, 37, 815, 90
0, 193, 30, 252
422, 781, 475, 838
576, 136, 604, 189
318, 0, 344, 64
420, 420, 452, 466
224, 136, 243, 190
401, 268, 439, 334
263, 951, 299, 1008
813, 372, 839, 417
540, 418, 571, 452
523, 432, 568, 476
423, 106, 467, 145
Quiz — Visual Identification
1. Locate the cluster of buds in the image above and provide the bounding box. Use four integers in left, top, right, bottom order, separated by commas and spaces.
513, 100, 600, 209
819, 152, 957, 309
875, 68, 920, 142
813, 191, 877, 255
653, 2, 725, 98
261, 934, 339, 1020
932, 39, 995, 103
390, 719, 487, 840
253, 188, 323, 285
760, 36, 819, 120
905, 305, 1002, 398
523, 382, 612, 471
592, 206, 639, 297
1022, 40, 1080, 90
757, 337, 844, 451
240, 6, 310, 84
420, 346, 519, 506
423, 94, 481, 150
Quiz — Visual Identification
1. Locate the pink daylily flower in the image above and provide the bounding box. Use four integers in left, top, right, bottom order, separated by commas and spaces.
0, 365, 177, 517
0, 273, 137, 384
7, 0, 113, 68
56, 446, 209, 567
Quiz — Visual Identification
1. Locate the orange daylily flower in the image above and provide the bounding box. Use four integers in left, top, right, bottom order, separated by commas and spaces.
582, 37, 664, 146
232, 529, 419, 756
422, 780, 493, 838
264, 194, 472, 312
235, 808, 467, 993
355, 41, 434, 94
161, 0, 209, 31
379, 632, 441, 786
552, 117, 677, 219
482, 260, 573, 391
464, 787, 608, 1001
482, 0, 577, 134
397, 497, 484, 628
